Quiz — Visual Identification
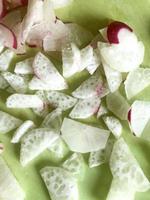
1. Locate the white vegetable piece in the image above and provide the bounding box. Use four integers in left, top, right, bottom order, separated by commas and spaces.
130, 100, 150, 137
0, 74, 9, 89
125, 68, 150, 99
2, 72, 28, 93
99, 27, 108, 41
0, 49, 14, 71
69, 97, 100, 119
0, 111, 22, 134
51, 0, 73, 9
103, 116, 122, 138
0, 157, 25, 200
11, 120, 35, 143
97, 102, 108, 118
6, 94, 44, 108
20, 128, 59, 166
46, 91, 77, 111
14, 58, 34, 74
106, 91, 130, 120
61, 118, 110, 153
40, 167, 78, 200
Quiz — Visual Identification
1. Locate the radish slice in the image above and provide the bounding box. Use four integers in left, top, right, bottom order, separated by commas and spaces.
62, 153, 84, 176
6, 94, 44, 108
97, 101, 108, 118
106, 91, 130, 120
61, 118, 110, 153
72, 71, 109, 99
69, 97, 100, 119
103, 116, 122, 138
125, 68, 150, 99
0, 110, 22, 134
21, 0, 28, 6
2, 72, 28, 93
130, 101, 150, 137
46, 91, 77, 111
40, 167, 78, 200
0, 74, 9, 89
14, 58, 34, 74
0, 157, 25, 200
51, 0, 73, 9
20, 128, 59, 166
0, 49, 14, 71
0, 0, 6, 19
11, 120, 35, 143
110, 138, 150, 192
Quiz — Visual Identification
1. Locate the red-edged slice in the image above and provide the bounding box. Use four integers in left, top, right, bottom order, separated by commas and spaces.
0, 0, 7, 19
21, 0, 28, 6
107, 21, 133, 44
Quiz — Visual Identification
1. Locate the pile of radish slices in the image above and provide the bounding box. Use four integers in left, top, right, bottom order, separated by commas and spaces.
0, 1, 150, 200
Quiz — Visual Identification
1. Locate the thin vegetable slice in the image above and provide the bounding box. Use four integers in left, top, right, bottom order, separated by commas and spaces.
0, 157, 25, 200
46, 91, 77, 111
0, 74, 9, 89
6, 94, 44, 108
69, 97, 100, 119
0, 110, 22, 134
11, 120, 35, 143
14, 57, 34, 74
0, 49, 14, 71
20, 128, 59, 166
97, 101, 108, 118
40, 166, 78, 200
61, 118, 110, 153
125, 68, 150, 99
0, 0, 6, 19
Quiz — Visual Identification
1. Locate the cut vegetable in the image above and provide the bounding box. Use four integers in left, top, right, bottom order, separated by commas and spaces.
99, 27, 108, 41
11, 120, 35, 143
51, 0, 73, 9
61, 118, 110, 153
14, 57, 34, 74
0, 74, 9, 89
0, 110, 22, 134
0, 1, 6, 19
20, 128, 59, 166
40, 166, 78, 200
46, 91, 77, 111
0, 156, 25, 200
0, 49, 14, 71
125, 68, 150, 99
130, 100, 150, 137
69, 97, 100, 119
106, 91, 130, 120
6, 94, 44, 108
97, 101, 108, 118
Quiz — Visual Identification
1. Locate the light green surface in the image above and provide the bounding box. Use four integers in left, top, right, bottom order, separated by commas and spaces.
1, 0, 150, 199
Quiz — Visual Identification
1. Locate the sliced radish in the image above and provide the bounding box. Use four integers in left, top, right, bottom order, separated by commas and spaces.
103, 116, 122, 138
72, 71, 109, 99
61, 118, 110, 153
0, 74, 9, 89
2, 72, 28, 93
11, 120, 35, 143
40, 167, 78, 200
20, 128, 59, 166
106, 91, 130, 120
130, 100, 150, 137
0, 157, 25, 200
14, 57, 34, 74
46, 91, 77, 111
0, 49, 14, 71
0, 0, 7, 19
110, 138, 150, 192
6, 94, 44, 108
0, 110, 22, 134
125, 68, 150, 99
69, 97, 100, 119
97, 101, 108, 118
21, 0, 28, 6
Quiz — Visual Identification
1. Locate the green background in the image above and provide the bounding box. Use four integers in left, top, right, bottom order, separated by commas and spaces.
1, 0, 150, 199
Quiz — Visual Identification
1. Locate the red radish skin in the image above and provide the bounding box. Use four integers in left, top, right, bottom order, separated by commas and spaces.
107, 21, 133, 44
0, 0, 7, 19
21, 0, 28, 6
128, 109, 131, 122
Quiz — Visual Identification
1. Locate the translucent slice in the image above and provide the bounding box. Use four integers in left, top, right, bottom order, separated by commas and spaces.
106, 91, 130, 120
62, 153, 84, 176
0, 49, 14, 71
103, 116, 122, 138
97, 101, 108, 118
40, 167, 78, 200
33, 52, 68, 90
11, 120, 35, 143
2, 72, 28, 93
62, 43, 81, 78
0, 110, 22, 134
125, 68, 150, 99
14, 57, 34, 74
61, 118, 110, 153
110, 138, 150, 192
6, 94, 44, 108
72, 71, 109, 99
130, 100, 150, 137
20, 128, 59, 166
51, 0, 73, 9
69, 97, 100, 119
46, 91, 77, 111
0, 74, 9, 89
0, 157, 25, 200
